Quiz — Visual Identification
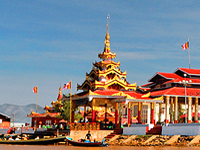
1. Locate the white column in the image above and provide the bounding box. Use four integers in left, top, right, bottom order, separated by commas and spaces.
165, 96, 170, 124
188, 97, 192, 123
195, 97, 199, 123
170, 97, 174, 123
174, 96, 178, 123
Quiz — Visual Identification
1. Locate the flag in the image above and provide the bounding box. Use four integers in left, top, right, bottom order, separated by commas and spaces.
63, 82, 71, 90
33, 87, 37, 93
182, 42, 189, 50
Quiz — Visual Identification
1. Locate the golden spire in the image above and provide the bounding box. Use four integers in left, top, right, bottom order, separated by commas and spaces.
98, 14, 116, 60
104, 14, 110, 53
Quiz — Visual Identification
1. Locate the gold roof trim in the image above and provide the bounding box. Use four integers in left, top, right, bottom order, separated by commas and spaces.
142, 92, 151, 98
112, 91, 135, 99
89, 90, 99, 96
93, 60, 120, 68
94, 78, 137, 90
153, 96, 163, 101
98, 68, 127, 78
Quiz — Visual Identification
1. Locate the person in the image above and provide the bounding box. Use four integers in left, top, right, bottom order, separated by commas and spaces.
15, 135, 20, 140
8, 136, 14, 141
52, 123, 55, 129
35, 136, 39, 140
85, 131, 92, 141
22, 134, 28, 140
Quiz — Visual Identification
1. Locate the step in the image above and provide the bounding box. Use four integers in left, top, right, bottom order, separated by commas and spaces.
143, 135, 158, 145
106, 135, 116, 138
108, 134, 120, 143
122, 135, 137, 143
146, 126, 162, 135
187, 135, 200, 146
165, 135, 180, 145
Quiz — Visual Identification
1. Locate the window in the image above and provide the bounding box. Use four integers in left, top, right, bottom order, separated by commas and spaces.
142, 105, 148, 123
133, 104, 148, 123
133, 105, 138, 117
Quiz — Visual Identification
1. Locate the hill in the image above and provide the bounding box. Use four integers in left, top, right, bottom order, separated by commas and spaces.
0, 103, 45, 123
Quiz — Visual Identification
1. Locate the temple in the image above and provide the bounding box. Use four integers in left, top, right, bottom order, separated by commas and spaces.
142, 68, 200, 124
62, 23, 163, 130
27, 86, 63, 128
28, 20, 200, 135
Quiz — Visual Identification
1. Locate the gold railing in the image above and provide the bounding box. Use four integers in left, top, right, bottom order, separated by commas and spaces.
70, 122, 100, 130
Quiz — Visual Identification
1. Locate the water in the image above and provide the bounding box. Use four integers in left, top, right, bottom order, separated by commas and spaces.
0, 145, 200, 150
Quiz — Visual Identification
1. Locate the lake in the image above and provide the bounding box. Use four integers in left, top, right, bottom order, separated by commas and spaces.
0, 145, 200, 150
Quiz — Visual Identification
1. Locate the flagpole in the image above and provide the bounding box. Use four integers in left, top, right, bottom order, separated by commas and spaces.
36, 86, 38, 113
188, 38, 191, 69
36, 86, 38, 129
69, 80, 72, 124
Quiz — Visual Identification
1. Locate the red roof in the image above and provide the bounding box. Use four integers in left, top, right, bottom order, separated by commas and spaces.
148, 72, 180, 82
158, 72, 180, 79
91, 89, 121, 95
148, 68, 200, 84
150, 87, 200, 97
27, 112, 61, 118
124, 91, 150, 99
138, 86, 151, 91
164, 77, 200, 84
92, 90, 154, 100
176, 68, 200, 75
141, 82, 154, 87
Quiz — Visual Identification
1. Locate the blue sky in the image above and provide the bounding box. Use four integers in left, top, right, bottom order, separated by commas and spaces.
1, 0, 200, 107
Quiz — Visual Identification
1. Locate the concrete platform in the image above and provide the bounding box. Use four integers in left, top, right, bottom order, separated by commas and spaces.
123, 124, 149, 135
162, 123, 200, 136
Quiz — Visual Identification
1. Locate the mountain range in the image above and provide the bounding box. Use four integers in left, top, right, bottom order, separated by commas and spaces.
0, 103, 45, 123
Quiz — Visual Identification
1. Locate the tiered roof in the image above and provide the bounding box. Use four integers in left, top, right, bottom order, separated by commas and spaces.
174, 67, 200, 76
63, 89, 163, 103
77, 24, 136, 92
150, 87, 200, 97
142, 67, 200, 98
62, 22, 164, 106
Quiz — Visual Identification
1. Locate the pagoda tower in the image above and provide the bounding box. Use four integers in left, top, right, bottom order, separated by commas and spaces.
77, 24, 136, 91
62, 20, 163, 129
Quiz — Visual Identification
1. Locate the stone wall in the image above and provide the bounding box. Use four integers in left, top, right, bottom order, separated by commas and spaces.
70, 130, 113, 141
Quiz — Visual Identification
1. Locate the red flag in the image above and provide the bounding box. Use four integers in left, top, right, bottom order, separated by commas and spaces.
63, 82, 71, 90
33, 87, 37, 93
182, 42, 189, 50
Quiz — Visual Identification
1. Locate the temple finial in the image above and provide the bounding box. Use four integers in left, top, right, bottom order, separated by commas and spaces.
57, 85, 62, 100
98, 14, 116, 60
107, 14, 110, 31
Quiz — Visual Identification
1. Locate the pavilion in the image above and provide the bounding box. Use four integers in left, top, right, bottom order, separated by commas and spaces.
62, 23, 163, 131
27, 86, 63, 128
142, 67, 200, 124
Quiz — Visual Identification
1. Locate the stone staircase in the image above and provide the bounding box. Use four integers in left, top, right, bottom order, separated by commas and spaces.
104, 129, 123, 141
146, 125, 162, 135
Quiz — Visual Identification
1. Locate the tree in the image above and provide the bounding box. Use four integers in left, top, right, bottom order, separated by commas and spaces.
60, 101, 83, 122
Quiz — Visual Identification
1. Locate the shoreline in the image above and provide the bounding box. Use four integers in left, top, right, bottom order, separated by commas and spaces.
107, 135, 200, 147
